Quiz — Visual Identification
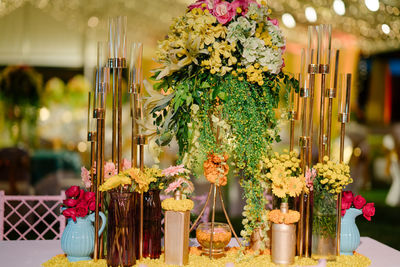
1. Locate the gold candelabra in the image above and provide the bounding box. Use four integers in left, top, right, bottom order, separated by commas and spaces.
295, 24, 352, 258
86, 16, 148, 261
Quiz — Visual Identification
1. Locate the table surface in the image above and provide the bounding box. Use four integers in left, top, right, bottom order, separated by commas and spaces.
0, 237, 399, 267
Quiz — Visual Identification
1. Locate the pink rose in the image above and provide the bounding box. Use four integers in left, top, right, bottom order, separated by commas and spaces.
63, 198, 78, 207
342, 191, 354, 205
75, 202, 89, 218
341, 201, 352, 216
213, 1, 235, 24
65, 186, 80, 198
83, 191, 95, 203
63, 208, 77, 222
88, 200, 97, 212
362, 203, 375, 221
353, 195, 366, 209
188, 0, 207, 10
77, 189, 86, 201
231, 0, 258, 15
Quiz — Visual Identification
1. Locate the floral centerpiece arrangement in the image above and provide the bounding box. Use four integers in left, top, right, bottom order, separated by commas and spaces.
341, 191, 375, 220
340, 191, 375, 255
162, 164, 195, 212
62, 186, 97, 222
310, 156, 353, 259
81, 159, 132, 189
259, 150, 303, 264
263, 151, 304, 225
60, 186, 106, 262
151, 0, 298, 243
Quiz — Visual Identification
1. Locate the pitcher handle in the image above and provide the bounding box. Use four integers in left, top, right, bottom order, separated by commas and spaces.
89, 211, 107, 236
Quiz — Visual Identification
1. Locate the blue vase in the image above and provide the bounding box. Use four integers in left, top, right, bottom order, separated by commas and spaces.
61, 212, 106, 262
340, 207, 362, 255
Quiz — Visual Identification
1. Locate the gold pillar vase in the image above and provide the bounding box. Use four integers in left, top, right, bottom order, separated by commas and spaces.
162, 191, 194, 266
270, 203, 298, 265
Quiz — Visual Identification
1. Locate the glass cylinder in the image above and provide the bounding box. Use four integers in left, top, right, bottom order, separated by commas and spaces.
135, 190, 162, 259
107, 191, 136, 267
311, 187, 337, 260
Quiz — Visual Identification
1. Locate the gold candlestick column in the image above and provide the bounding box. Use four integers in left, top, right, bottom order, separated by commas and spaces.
318, 65, 329, 162
137, 135, 146, 260
336, 73, 352, 255
93, 104, 105, 260
209, 184, 217, 259
111, 67, 117, 164
326, 50, 340, 158
307, 63, 317, 166
88, 132, 97, 192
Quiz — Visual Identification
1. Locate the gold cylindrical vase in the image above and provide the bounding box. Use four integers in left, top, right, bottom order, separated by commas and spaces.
164, 210, 190, 266
271, 223, 296, 265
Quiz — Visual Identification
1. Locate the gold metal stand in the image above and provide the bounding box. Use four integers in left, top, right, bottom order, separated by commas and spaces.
190, 184, 242, 259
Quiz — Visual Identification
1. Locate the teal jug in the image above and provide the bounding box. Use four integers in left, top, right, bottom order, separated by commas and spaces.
340, 208, 362, 255
61, 212, 106, 262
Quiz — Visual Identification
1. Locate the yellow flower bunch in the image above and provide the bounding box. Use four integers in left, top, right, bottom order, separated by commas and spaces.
99, 167, 164, 193
259, 150, 304, 199
161, 198, 194, 212
313, 156, 353, 194
99, 175, 131, 192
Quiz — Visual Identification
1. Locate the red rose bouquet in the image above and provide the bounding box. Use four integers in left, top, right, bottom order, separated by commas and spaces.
62, 186, 97, 222
341, 191, 376, 221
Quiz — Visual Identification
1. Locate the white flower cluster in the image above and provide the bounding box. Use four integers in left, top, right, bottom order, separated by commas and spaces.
227, 3, 285, 74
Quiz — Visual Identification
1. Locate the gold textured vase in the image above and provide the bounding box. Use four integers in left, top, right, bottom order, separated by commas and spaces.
271, 203, 296, 265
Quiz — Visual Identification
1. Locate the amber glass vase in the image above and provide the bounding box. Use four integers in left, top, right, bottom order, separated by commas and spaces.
107, 191, 136, 267
135, 189, 162, 259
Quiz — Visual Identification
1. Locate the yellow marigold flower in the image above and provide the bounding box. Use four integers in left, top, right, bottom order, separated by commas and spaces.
261, 0, 267, 6
321, 178, 329, 184
162, 198, 194, 212
210, 69, 216, 74
323, 155, 329, 162
207, 47, 213, 52
238, 76, 244, 81
201, 3, 206, 8
236, 7, 242, 13
258, 80, 264, 86
262, 66, 268, 72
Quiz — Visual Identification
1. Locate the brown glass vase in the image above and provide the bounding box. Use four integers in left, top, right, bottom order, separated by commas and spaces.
135, 189, 162, 259
107, 191, 136, 267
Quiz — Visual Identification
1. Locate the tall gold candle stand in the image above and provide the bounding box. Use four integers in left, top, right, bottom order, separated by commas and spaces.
93, 41, 110, 259
336, 73, 352, 255
87, 92, 97, 193
289, 76, 300, 152
129, 43, 143, 168
108, 16, 127, 172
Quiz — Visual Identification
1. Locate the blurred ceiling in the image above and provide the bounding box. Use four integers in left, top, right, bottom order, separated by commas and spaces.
0, 0, 398, 55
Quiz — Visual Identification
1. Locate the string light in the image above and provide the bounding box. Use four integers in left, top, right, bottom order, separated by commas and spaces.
305, 7, 317, 23
333, 0, 346, 16
282, 13, 296, 28
365, 0, 380, 12
381, 24, 390, 34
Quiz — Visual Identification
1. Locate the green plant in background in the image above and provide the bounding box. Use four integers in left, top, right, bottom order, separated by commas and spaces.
149, 0, 299, 245
0, 65, 43, 147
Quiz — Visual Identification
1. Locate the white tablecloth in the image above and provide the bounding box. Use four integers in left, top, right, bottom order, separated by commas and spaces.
0, 237, 399, 266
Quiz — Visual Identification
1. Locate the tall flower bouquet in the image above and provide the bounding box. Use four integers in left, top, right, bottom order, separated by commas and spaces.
310, 156, 353, 259
152, 0, 298, 242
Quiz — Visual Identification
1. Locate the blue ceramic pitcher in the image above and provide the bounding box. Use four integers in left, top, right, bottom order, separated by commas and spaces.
61, 212, 106, 262
340, 207, 362, 255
